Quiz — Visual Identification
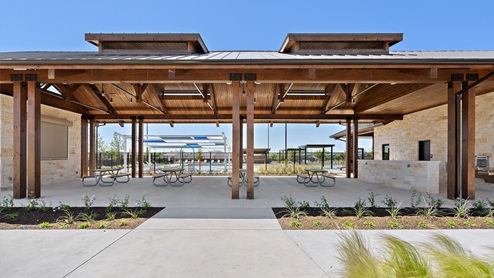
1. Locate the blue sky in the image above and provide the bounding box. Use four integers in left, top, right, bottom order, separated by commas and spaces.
1, 0, 492, 152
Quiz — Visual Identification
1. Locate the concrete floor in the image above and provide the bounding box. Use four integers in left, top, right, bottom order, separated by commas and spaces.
1, 177, 494, 277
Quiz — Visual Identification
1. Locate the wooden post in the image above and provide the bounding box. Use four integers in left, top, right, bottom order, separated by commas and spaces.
231, 81, 240, 199
13, 81, 27, 199
239, 118, 243, 169
246, 80, 255, 199
131, 116, 137, 178
81, 116, 88, 178
353, 117, 359, 178
27, 81, 41, 198
345, 118, 351, 178
89, 118, 96, 173
138, 116, 144, 178
447, 81, 461, 199
461, 82, 475, 199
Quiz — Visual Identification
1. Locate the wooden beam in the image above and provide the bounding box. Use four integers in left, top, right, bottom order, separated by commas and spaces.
353, 118, 359, 179
231, 81, 240, 199
13, 82, 27, 198
447, 82, 460, 199
138, 117, 144, 178
271, 84, 283, 114
146, 84, 167, 113
346, 118, 351, 178
86, 84, 116, 114
246, 81, 255, 199
210, 84, 218, 114
92, 113, 403, 121
461, 82, 475, 199
321, 84, 340, 113
81, 116, 88, 178
27, 81, 41, 198
131, 117, 137, 178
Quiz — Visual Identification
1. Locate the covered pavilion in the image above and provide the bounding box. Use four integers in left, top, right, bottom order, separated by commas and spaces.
1, 32, 493, 200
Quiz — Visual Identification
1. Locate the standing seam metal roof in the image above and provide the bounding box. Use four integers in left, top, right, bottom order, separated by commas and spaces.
1, 51, 494, 64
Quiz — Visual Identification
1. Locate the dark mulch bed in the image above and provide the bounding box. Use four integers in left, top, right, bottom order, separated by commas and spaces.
0, 207, 164, 230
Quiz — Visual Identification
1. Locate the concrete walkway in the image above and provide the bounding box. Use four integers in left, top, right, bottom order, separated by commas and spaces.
1, 177, 494, 277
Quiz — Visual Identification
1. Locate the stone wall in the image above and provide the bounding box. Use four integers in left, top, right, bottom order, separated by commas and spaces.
0, 94, 81, 190
373, 92, 494, 193
359, 160, 441, 193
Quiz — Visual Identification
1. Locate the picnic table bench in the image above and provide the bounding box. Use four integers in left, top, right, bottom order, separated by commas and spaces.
153, 167, 192, 187
297, 168, 335, 187
82, 168, 129, 187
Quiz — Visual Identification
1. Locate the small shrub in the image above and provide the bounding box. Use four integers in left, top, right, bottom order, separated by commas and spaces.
447, 221, 457, 229
98, 221, 110, 229
416, 197, 439, 219
39, 222, 52, 228
106, 212, 117, 221
119, 195, 130, 210
314, 196, 336, 219
453, 199, 470, 218
426, 193, 444, 209
24, 199, 39, 211
382, 195, 398, 210
418, 221, 429, 228
82, 195, 96, 211
472, 199, 489, 216
4, 212, 19, 219
353, 198, 371, 219
58, 202, 71, 211
121, 208, 145, 219
342, 220, 355, 229
363, 221, 375, 227
386, 202, 402, 220
78, 222, 90, 229
462, 221, 476, 227
136, 196, 152, 209
106, 195, 119, 212
280, 195, 307, 219
389, 221, 400, 228
119, 220, 127, 227
77, 212, 98, 222
313, 221, 323, 227
367, 191, 379, 208
58, 223, 69, 229
290, 220, 302, 227
485, 219, 494, 226
1, 195, 14, 209
410, 189, 422, 208
57, 208, 76, 224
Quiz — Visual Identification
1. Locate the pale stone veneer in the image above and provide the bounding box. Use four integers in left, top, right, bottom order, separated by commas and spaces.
373, 92, 494, 193
359, 160, 440, 193
0, 94, 81, 190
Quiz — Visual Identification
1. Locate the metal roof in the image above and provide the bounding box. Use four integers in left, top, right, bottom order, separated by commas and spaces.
2, 50, 494, 65
329, 123, 383, 140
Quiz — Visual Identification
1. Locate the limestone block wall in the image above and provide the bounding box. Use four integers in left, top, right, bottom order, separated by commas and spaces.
0, 94, 81, 190
359, 160, 441, 193
373, 92, 494, 193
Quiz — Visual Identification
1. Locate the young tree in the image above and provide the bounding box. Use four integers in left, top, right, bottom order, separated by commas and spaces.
97, 133, 107, 153
108, 133, 124, 156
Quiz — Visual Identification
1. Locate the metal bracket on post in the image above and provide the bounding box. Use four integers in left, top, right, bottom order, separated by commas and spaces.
230, 73, 242, 81
451, 74, 464, 82
466, 73, 479, 82
244, 73, 257, 81
25, 74, 37, 82
10, 74, 23, 82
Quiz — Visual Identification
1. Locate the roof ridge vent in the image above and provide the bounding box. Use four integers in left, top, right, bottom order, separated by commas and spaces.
85, 33, 208, 54
279, 33, 403, 54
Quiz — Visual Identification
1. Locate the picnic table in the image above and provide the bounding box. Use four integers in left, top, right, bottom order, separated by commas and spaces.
227, 169, 260, 187
153, 167, 192, 187
82, 168, 129, 187
296, 168, 335, 187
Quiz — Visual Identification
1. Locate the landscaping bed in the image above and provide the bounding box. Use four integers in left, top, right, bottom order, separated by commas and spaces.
0, 195, 162, 230
273, 207, 494, 230
0, 207, 163, 230
273, 195, 494, 230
